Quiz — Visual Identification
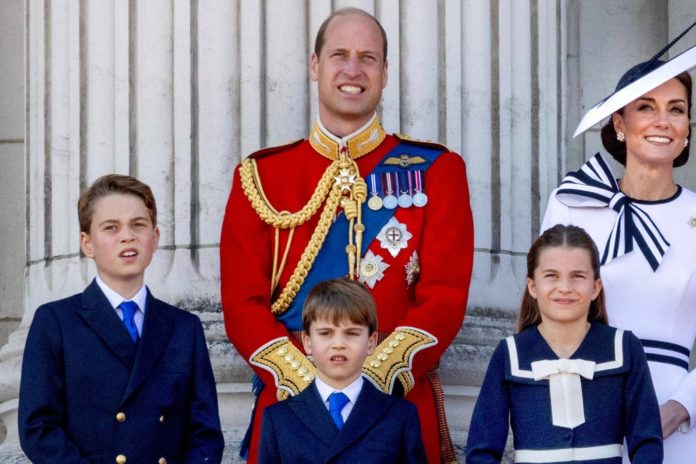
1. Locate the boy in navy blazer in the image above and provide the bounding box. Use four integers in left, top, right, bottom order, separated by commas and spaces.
18, 174, 224, 464
258, 278, 426, 464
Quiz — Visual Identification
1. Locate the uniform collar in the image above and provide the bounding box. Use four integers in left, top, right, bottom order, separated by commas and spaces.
309, 114, 386, 160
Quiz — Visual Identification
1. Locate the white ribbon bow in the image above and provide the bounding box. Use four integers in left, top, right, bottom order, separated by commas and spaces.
531, 358, 596, 429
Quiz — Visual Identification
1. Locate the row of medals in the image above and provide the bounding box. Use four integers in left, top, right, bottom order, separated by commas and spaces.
366, 171, 428, 211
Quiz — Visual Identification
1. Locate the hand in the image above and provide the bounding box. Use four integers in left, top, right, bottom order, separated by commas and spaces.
659, 400, 689, 438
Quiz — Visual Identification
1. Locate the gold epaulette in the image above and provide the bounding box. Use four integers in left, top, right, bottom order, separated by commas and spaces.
393, 133, 451, 152
249, 337, 316, 400
245, 139, 304, 161
362, 327, 438, 395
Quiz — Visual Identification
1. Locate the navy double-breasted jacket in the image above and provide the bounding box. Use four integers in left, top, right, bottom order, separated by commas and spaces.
18, 280, 224, 464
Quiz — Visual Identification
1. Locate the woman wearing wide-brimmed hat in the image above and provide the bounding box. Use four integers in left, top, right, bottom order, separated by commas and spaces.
542, 25, 696, 463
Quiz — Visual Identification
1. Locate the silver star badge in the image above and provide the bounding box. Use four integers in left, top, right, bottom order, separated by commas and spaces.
377, 217, 412, 258
359, 250, 389, 288
405, 251, 420, 287
334, 168, 356, 192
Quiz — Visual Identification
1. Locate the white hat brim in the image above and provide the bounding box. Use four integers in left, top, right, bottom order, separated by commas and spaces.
573, 44, 696, 138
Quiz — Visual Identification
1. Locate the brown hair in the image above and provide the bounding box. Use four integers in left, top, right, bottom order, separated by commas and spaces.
78, 174, 157, 233
302, 278, 378, 335
517, 224, 608, 332
601, 71, 692, 167
314, 7, 387, 61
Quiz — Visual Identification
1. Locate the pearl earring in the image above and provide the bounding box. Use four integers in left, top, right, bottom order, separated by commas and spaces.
616, 131, 625, 142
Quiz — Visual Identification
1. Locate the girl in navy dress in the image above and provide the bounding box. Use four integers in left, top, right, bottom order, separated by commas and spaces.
466, 224, 662, 464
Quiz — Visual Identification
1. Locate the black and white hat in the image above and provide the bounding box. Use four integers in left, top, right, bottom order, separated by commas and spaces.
574, 22, 696, 138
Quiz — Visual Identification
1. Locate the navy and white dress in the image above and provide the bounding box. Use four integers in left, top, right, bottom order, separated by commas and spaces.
466, 324, 662, 464
542, 154, 696, 463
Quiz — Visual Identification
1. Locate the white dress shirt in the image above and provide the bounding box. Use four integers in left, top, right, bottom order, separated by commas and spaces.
314, 375, 364, 423
95, 276, 147, 336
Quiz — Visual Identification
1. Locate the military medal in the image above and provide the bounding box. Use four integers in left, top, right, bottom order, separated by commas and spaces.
359, 250, 390, 288
382, 173, 398, 210
412, 170, 428, 207
398, 171, 413, 208
367, 174, 383, 211
377, 217, 413, 257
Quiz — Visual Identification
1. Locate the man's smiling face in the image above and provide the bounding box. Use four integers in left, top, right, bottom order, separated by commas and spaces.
310, 12, 388, 136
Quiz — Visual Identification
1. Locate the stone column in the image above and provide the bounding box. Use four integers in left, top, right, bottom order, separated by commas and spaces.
0, 0, 25, 448
440, 1, 567, 450
0, 1, 248, 460
0, 0, 25, 351
0, 1, 574, 462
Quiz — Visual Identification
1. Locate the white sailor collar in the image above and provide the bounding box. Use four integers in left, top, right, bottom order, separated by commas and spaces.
504, 324, 630, 384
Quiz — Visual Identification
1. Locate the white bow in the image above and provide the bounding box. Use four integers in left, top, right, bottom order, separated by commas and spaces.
531, 358, 596, 429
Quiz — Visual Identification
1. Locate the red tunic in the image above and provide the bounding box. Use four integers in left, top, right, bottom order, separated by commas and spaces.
220, 121, 474, 463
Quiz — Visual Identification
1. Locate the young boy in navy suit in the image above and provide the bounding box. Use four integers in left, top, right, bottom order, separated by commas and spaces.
18, 174, 224, 464
258, 278, 426, 464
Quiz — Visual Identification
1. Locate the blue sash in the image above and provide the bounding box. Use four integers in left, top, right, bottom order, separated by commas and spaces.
277, 142, 445, 330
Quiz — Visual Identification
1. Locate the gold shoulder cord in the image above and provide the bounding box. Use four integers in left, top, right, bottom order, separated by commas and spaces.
239, 155, 366, 315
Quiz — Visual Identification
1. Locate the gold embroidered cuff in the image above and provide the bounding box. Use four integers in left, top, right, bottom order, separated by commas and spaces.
249, 337, 316, 400
362, 327, 438, 395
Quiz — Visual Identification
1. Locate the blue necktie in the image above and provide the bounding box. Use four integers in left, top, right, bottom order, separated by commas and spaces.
119, 301, 140, 343
328, 392, 349, 430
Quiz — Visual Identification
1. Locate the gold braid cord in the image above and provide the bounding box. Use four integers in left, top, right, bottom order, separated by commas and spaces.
249, 337, 316, 401
239, 158, 335, 229
239, 156, 366, 315
362, 327, 438, 395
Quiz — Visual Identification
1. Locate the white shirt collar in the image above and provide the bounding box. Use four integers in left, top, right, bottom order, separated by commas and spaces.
315, 375, 364, 406
95, 276, 147, 313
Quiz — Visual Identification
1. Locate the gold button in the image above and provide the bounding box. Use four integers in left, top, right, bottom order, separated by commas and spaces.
159, 415, 165, 423
115, 455, 127, 464
158, 458, 167, 464
115, 412, 126, 422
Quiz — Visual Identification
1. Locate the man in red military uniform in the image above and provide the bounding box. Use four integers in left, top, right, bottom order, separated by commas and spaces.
220, 7, 473, 464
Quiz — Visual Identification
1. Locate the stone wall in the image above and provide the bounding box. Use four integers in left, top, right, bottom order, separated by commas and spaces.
1, 1, 695, 462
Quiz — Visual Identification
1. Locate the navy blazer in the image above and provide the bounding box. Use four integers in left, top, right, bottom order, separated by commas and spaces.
18, 280, 224, 464
258, 379, 426, 464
